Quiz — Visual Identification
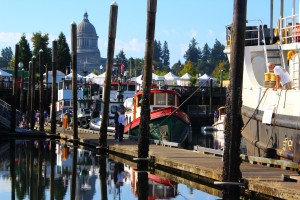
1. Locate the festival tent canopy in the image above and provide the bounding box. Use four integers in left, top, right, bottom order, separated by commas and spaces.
177, 73, 191, 86
43, 70, 65, 83
65, 72, 84, 81
198, 73, 217, 87
164, 72, 179, 85
0, 69, 12, 77
135, 73, 158, 85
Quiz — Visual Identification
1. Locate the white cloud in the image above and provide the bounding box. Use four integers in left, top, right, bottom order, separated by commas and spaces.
189, 29, 197, 39
207, 29, 215, 38
115, 38, 144, 53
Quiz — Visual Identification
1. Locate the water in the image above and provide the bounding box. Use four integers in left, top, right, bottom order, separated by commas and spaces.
0, 139, 221, 199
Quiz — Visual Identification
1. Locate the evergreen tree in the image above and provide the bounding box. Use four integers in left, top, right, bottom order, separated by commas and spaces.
184, 38, 201, 63
31, 32, 51, 70
1, 47, 13, 68
153, 40, 162, 69
171, 60, 183, 76
201, 43, 211, 62
19, 34, 32, 71
210, 39, 226, 67
116, 49, 128, 74
57, 32, 71, 73
162, 41, 170, 67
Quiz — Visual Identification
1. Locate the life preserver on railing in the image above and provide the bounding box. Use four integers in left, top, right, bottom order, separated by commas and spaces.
287, 50, 296, 60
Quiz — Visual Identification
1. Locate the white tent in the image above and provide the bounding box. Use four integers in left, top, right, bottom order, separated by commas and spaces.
198, 73, 217, 87
136, 73, 158, 85
43, 70, 65, 84
177, 73, 191, 86
65, 72, 84, 81
164, 72, 179, 85
84, 72, 98, 82
0, 69, 12, 77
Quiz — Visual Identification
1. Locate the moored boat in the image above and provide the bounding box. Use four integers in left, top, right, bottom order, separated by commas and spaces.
212, 106, 226, 149
124, 88, 192, 146
224, 2, 300, 162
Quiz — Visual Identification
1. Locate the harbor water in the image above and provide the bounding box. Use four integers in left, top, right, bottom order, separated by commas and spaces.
0, 139, 222, 200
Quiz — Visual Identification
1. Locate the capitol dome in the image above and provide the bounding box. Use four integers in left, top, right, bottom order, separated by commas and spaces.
77, 12, 97, 35
77, 12, 101, 75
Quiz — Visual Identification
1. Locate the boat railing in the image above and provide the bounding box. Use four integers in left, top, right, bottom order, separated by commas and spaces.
279, 14, 300, 44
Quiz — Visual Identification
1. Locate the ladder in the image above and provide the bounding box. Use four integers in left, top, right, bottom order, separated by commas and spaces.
0, 98, 21, 129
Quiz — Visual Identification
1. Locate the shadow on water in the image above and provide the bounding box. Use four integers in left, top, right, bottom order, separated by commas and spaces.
1, 138, 274, 199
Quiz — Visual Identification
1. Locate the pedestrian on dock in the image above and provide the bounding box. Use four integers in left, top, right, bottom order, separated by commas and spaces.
214, 110, 219, 123
43, 110, 48, 126
114, 106, 120, 142
118, 105, 126, 142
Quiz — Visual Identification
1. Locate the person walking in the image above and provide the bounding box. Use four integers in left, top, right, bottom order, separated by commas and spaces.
118, 106, 126, 142
114, 106, 120, 142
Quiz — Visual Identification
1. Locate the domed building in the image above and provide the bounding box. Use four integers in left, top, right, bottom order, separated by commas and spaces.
77, 12, 102, 75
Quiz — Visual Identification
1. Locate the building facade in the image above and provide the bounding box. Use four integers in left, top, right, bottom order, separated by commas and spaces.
77, 12, 102, 75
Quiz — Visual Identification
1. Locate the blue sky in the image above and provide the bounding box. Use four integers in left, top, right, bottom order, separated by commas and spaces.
0, 0, 298, 66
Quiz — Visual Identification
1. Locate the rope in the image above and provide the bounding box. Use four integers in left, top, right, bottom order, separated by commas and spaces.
241, 87, 269, 132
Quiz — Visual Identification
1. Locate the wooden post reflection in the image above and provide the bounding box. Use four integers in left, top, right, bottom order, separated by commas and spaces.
99, 156, 108, 200
70, 145, 78, 200
10, 140, 16, 200
50, 140, 56, 200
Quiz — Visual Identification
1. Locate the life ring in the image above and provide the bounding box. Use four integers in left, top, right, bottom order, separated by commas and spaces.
80, 118, 88, 128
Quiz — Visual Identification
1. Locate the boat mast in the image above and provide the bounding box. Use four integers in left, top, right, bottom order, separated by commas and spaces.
270, 0, 274, 43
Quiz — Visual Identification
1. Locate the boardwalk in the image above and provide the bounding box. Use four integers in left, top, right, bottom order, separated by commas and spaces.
50, 126, 300, 200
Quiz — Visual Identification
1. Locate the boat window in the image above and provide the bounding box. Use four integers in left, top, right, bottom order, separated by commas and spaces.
59, 82, 63, 90
168, 93, 175, 105
122, 85, 127, 91
111, 105, 117, 114
128, 84, 136, 91
156, 93, 166, 105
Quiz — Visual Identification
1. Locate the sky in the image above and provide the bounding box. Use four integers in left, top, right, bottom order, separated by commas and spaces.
0, 0, 298, 67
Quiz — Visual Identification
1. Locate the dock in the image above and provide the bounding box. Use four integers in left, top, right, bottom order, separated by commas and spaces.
48, 126, 300, 199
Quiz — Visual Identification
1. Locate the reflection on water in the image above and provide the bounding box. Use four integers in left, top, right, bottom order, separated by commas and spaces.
0, 139, 220, 199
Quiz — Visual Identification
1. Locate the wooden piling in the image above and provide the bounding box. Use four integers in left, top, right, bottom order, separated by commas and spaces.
51, 40, 57, 135
27, 61, 32, 127
99, 2, 118, 152
30, 56, 36, 130
138, 0, 157, 171
11, 44, 19, 132
39, 49, 44, 131
20, 69, 24, 113
71, 22, 78, 140
222, 0, 247, 199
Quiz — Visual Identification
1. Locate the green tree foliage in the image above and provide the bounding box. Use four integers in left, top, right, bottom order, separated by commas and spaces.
201, 43, 211, 62
171, 60, 183, 76
116, 49, 128, 74
162, 41, 170, 67
19, 34, 32, 71
57, 32, 71, 73
196, 60, 213, 76
92, 69, 99, 75
31, 32, 51, 71
211, 60, 230, 82
153, 40, 162, 69
184, 38, 202, 63
178, 60, 196, 77
1, 46, 13, 68
210, 39, 226, 67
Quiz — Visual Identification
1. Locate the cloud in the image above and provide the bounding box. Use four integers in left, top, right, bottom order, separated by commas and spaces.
116, 38, 144, 53
207, 29, 215, 38
189, 29, 197, 39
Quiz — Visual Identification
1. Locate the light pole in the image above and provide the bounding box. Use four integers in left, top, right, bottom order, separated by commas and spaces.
18, 62, 24, 113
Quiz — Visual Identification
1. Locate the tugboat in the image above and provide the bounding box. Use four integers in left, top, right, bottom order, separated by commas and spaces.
124, 87, 192, 147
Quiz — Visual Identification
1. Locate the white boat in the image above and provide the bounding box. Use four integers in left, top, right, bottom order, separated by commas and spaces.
212, 106, 226, 150
224, 2, 300, 162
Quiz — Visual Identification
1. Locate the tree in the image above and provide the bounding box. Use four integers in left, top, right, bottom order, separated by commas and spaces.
211, 60, 230, 82
184, 38, 201, 63
171, 60, 183, 76
210, 39, 226, 67
178, 60, 197, 77
162, 41, 170, 67
57, 32, 71, 73
31, 32, 51, 69
19, 34, 32, 71
153, 40, 162, 69
201, 43, 211, 62
116, 49, 128, 75
1, 47, 13, 68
